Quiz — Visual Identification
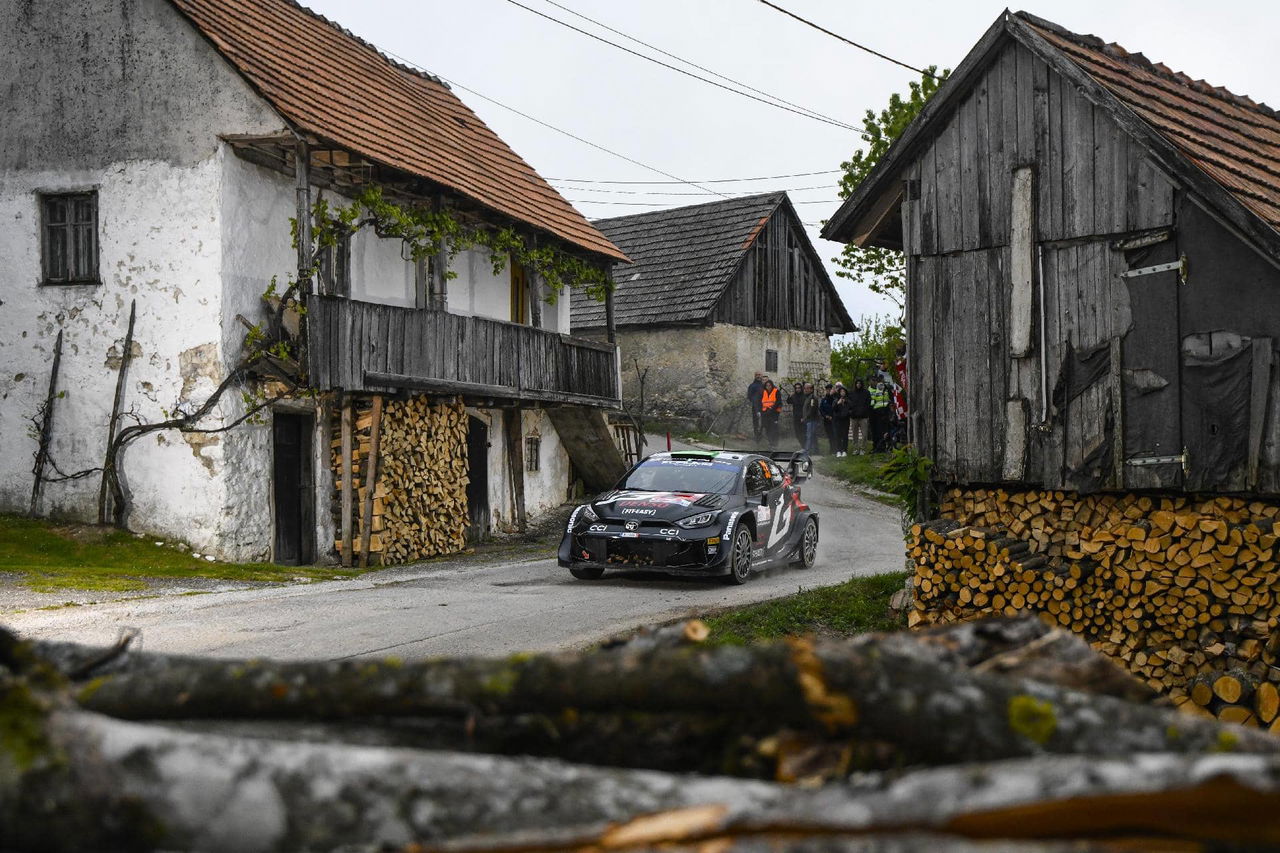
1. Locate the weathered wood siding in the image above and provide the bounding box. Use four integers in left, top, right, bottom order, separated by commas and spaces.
904, 39, 1280, 495
307, 297, 620, 408
713, 207, 840, 333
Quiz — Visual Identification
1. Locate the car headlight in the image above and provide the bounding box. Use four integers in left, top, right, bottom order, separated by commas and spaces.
677, 511, 720, 529
582, 504, 599, 522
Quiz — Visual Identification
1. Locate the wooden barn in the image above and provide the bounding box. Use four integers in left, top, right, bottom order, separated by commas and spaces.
572, 192, 854, 426
825, 11, 1280, 497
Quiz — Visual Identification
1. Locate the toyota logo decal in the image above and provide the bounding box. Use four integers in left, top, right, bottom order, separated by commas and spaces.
624, 521, 639, 531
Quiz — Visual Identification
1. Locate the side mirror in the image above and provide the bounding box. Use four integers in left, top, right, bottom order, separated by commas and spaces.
792, 457, 813, 483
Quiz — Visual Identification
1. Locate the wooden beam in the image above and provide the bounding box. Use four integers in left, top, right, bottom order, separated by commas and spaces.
1009, 167, 1036, 357
849, 186, 903, 249
359, 395, 385, 568
294, 138, 313, 294
340, 397, 354, 567
1110, 336, 1125, 490
365, 372, 617, 409
29, 330, 64, 517
604, 268, 617, 345
503, 409, 527, 533
98, 301, 136, 523
1247, 338, 1273, 490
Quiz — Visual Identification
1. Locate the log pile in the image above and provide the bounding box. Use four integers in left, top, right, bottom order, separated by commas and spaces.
330, 395, 470, 565
912, 487, 1280, 729
9, 619, 1280, 850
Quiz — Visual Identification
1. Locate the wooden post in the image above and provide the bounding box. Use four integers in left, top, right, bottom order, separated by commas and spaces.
294, 138, 313, 294
29, 330, 64, 517
98, 300, 136, 523
503, 408, 526, 533
604, 267, 617, 344
1109, 336, 1125, 490
1247, 338, 1273, 490
527, 233, 543, 330
359, 395, 384, 568
340, 396, 354, 567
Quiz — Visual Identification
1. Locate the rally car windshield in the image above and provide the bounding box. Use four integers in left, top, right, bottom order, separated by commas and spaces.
620, 459, 742, 494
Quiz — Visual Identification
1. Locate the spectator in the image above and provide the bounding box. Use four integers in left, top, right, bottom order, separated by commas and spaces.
746, 373, 764, 443
760, 378, 782, 449
831, 386, 852, 457
788, 382, 805, 446
870, 381, 892, 452
819, 383, 836, 451
848, 379, 873, 455
800, 382, 822, 456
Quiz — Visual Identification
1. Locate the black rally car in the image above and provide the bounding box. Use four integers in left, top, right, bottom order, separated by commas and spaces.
558, 450, 819, 583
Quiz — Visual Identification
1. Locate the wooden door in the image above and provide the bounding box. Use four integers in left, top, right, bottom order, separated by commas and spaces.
1120, 239, 1183, 489
273, 413, 314, 565
466, 416, 490, 542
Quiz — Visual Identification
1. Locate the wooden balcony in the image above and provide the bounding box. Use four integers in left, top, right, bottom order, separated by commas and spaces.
305, 296, 620, 407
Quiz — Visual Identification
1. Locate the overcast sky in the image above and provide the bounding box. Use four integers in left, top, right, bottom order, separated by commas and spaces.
306, 0, 1279, 326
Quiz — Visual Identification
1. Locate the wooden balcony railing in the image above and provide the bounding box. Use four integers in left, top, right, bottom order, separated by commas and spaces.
305, 297, 620, 407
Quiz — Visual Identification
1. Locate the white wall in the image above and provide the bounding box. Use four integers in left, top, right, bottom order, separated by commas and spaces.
0, 156, 235, 553
348, 229, 416, 308
472, 406, 571, 532
448, 248, 511, 322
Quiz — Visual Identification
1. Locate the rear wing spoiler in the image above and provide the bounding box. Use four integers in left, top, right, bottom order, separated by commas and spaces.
769, 451, 813, 483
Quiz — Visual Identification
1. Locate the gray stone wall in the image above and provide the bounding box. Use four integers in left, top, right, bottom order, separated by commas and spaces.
613, 324, 832, 431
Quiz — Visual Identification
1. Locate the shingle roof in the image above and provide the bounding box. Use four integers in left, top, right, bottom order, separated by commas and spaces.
572, 193, 786, 329
1020, 14, 1280, 233
167, 0, 626, 262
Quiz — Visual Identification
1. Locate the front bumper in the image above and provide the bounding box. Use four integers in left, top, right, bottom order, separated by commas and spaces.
558, 528, 732, 576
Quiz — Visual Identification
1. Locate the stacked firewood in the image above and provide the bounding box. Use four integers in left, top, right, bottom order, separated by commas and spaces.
330, 395, 470, 564
911, 487, 1280, 729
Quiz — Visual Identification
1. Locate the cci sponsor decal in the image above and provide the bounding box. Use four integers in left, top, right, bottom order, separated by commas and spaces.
658, 528, 679, 536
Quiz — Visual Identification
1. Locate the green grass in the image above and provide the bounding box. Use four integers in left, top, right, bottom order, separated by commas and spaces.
703, 572, 909, 646
814, 453, 898, 506
0, 514, 364, 592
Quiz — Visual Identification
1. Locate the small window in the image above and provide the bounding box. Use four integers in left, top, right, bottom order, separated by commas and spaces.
764, 349, 778, 373
41, 191, 98, 285
525, 436, 540, 472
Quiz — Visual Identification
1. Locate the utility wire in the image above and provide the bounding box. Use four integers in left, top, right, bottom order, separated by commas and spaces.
755, 0, 940, 80
540, 0, 855, 131
547, 169, 841, 184
379, 54, 729, 197
560, 183, 834, 196
499, 0, 857, 131
571, 197, 843, 206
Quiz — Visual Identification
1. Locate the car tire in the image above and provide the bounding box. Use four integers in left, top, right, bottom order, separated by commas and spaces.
570, 566, 605, 580
724, 528, 754, 585
793, 517, 818, 568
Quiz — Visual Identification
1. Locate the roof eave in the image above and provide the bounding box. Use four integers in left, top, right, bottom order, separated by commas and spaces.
1005, 14, 1280, 265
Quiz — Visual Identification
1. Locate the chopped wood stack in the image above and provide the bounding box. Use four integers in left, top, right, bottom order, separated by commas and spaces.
330, 395, 469, 565
911, 487, 1280, 730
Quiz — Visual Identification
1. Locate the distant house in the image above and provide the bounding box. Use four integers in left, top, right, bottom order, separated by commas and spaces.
572, 193, 854, 428
824, 11, 1280, 495
1, 0, 628, 564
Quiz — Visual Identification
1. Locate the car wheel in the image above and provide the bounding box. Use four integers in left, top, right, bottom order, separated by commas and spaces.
570, 566, 605, 580
724, 528, 754, 585
793, 517, 818, 568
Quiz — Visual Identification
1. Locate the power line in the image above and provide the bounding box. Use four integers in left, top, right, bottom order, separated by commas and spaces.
378, 55, 729, 197
755, 0, 940, 80
559, 183, 835, 196
499, 0, 857, 131
539, 0, 855, 131
546, 169, 841, 184
570, 197, 843, 206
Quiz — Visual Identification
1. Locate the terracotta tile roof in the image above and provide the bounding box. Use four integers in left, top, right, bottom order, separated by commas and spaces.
1020, 14, 1280, 234
168, 0, 627, 261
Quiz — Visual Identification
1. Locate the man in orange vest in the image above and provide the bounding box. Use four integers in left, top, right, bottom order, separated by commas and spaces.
759, 377, 782, 449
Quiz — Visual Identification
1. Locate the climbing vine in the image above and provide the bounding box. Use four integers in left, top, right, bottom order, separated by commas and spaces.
304, 186, 612, 303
